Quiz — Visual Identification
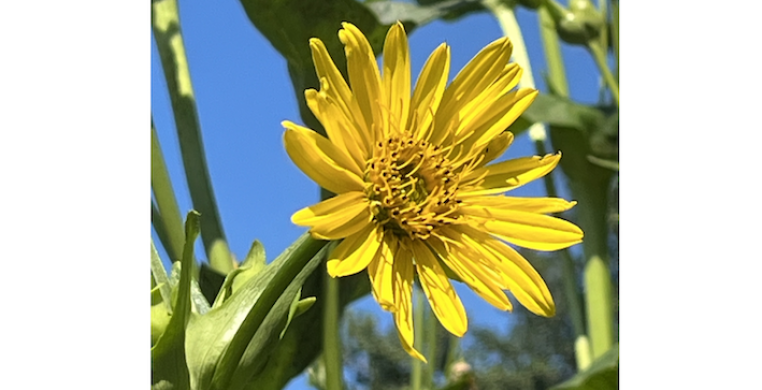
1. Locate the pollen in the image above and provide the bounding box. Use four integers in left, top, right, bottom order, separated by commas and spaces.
366, 132, 461, 240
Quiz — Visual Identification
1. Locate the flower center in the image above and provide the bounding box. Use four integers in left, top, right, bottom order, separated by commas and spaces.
366, 132, 461, 240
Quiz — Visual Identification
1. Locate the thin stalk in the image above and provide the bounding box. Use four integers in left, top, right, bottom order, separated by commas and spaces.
570, 179, 614, 360
611, 0, 619, 79
538, 6, 569, 98
151, 119, 185, 263
588, 41, 619, 107
411, 289, 424, 390
598, 0, 608, 62
323, 268, 344, 390
423, 307, 437, 390
151, 0, 233, 273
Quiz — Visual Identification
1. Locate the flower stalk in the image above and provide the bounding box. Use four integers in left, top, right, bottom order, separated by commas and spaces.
323, 256, 344, 390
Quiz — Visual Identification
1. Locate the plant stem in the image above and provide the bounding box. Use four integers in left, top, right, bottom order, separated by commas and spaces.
538, 5, 569, 98
423, 306, 437, 390
588, 41, 619, 107
570, 179, 614, 360
151, 119, 185, 263
323, 265, 344, 390
610, 0, 619, 78
411, 289, 424, 390
151, 0, 233, 273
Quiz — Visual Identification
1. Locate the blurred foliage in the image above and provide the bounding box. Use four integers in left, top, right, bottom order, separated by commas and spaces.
338, 248, 620, 390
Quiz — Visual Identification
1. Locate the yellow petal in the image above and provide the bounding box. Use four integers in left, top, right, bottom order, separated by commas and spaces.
482, 237, 556, 316
292, 192, 371, 239
451, 225, 555, 316
305, 89, 369, 166
428, 235, 512, 311
368, 235, 396, 311
461, 205, 583, 251
391, 244, 427, 362
339, 23, 385, 140
283, 123, 365, 194
382, 22, 411, 133
431, 37, 513, 144
460, 153, 561, 196
309, 38, 373, 152
410, 240, 467, 337
408, 43, 450, 140
327, 224, 381, 277
309, 38, 354, 120
460, 89, 538, 153
460, 195, 577, 214
479, 131, 514, 167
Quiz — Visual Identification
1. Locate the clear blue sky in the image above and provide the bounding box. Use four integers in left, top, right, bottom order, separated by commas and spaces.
151, 1, 600, 388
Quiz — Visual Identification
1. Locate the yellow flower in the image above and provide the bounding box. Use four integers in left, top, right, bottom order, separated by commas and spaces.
283, 22, 583, 361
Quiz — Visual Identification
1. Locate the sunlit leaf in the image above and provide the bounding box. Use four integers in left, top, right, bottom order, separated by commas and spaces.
151, 211, 201, 390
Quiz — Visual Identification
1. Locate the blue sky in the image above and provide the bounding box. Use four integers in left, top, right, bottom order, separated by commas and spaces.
151, 1, 601, 388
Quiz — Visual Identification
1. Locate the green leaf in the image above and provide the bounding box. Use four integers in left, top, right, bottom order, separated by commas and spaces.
365, 0, 479, 26
151, 211, 201, 390
239, 0, 392, 136
213, 240, 267, 308
551, 343, 618, 390
507, 93, 606, 136
151, 239, 174, 314
280, 290, 316, 339
413, 0, 486, 21
182, 234, 327, 390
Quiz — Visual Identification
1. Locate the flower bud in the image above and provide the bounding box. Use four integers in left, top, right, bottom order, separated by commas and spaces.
546, 0, 604, 45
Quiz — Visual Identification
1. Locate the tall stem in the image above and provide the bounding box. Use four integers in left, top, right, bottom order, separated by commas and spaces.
411, 289, 424, 390
152, 0, 233, 273
588, 41, 619, 107
323, 269, 343, 390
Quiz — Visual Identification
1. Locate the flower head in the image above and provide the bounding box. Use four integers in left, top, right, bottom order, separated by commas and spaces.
283, 22, 583, 361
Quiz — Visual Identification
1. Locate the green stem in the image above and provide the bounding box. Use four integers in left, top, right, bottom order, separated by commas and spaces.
151, 0, 233, 273
538, 5, 569, 98
423, 306, 437, 390
323, 266, 344, 390
152, 119, 185, 263
611, 0, 619, 79
588, 41, 619, 107
570, 179, 614, 360
411, 289, 424, 390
